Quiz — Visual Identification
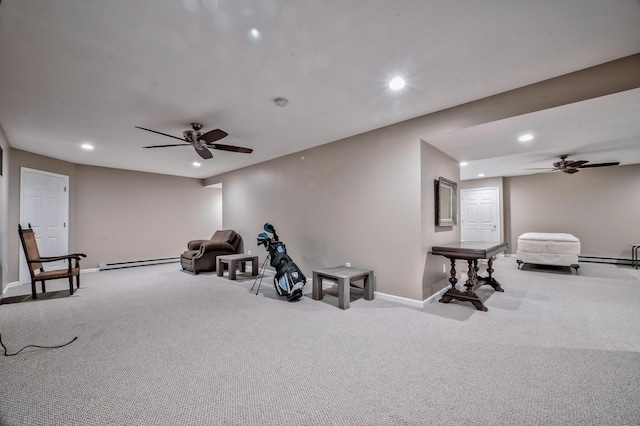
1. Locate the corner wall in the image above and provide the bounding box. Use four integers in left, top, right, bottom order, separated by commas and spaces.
0, 125, 10, 293
420, 142, 460, 300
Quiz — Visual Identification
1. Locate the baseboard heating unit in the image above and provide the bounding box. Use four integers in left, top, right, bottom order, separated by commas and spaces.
99, 257, 180, 271
578, 256, 633, 266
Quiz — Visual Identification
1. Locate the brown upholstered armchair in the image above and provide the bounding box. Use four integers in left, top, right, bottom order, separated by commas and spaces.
180, 230, 244, 274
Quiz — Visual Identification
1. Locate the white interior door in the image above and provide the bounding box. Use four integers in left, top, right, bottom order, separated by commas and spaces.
461, 187, 500, 242
20, 168, 69, 284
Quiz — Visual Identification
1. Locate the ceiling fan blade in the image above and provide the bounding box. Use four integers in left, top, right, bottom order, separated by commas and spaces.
565, 160, 588, 168
563, 168, 580, 174
143, 144, 191, 148
209, 143, 253, 154
199, 129, 229, 144
578, 162, 620, 168
524, 167, 556, 170
195, 146, 213, 159
135, 126, 186, 142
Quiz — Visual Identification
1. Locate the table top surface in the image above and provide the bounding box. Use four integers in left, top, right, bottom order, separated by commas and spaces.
431, 241, 508, 259
313, 266, 372, 278
217, 253, 258, 260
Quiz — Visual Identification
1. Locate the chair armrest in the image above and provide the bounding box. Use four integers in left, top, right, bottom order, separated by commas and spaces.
31, 253, 86, 263
200, 241, 236, 253
188, 239, 209, 250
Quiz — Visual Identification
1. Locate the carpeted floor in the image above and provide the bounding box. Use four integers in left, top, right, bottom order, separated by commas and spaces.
1, 258, 639, 425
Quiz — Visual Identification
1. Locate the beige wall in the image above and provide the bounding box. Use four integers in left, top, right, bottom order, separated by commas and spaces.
210, 123, 425, 300
0, 126, 9, 292
74, 165, 222, 268
421, 142, 461, 299
7, 149, 222, 282
504, 164, 640, 258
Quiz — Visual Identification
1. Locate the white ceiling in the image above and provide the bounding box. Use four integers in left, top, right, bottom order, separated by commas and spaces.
1, 0, 640, 180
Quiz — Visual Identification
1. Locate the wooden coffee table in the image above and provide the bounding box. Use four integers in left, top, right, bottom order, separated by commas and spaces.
217, 254, 259, 280
312, 266, 373, 310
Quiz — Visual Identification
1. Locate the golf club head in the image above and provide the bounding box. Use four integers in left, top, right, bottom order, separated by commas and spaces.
263, 223, 275, 234
258, 232, 269, 239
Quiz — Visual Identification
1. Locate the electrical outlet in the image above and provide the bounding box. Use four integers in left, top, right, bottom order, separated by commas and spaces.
345, 262, 351, 267
247, 250, 251, 255
442, 263, 446, 273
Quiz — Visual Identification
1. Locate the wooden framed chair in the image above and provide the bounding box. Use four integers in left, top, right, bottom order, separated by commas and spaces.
18, 224, 87, 299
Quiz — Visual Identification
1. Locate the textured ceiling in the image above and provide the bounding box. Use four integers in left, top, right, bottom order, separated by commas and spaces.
1, 1, 639, 179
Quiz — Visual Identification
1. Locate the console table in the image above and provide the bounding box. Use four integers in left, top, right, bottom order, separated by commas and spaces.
312, 266, 373, 310
431, 241, 508, 311
217, 254, 259, 280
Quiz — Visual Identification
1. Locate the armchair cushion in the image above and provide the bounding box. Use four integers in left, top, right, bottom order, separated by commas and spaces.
201, 240, 236, 253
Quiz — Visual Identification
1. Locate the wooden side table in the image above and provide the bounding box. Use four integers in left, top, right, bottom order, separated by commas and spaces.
312, 266, 373, 310
632, 244, 640, 269
217, 254, 259, 280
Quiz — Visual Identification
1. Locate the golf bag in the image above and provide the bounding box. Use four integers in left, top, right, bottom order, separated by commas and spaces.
257, 223, 306, 301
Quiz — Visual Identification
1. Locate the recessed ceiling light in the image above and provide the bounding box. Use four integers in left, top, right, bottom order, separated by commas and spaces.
193, 161, 201, 167
460, 162, 468, 167
518, 133, 534, 142
81, 143, 94, 150
389, 77, 405, 90
249, 28, 261, 40
478, 173, 485, 177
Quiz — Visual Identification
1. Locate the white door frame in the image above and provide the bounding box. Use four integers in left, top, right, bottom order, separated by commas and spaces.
19, 167, 70, 284
460, 186, 501, 242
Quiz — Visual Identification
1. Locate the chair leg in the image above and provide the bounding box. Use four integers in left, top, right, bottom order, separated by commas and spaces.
77, 273, 81, 289
69, 276, 74, 295
31, 280, 37, 299
41, 280, 46, 293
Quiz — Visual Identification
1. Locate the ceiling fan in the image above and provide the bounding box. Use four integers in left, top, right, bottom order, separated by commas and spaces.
135, 122, 253, 160
527, 155, 620, 174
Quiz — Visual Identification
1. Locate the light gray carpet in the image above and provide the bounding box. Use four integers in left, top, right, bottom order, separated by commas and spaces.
1, 258, 639, 425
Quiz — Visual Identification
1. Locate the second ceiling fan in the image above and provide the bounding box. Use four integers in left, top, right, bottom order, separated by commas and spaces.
135, 122, 253, 159
528, 154, 620, 174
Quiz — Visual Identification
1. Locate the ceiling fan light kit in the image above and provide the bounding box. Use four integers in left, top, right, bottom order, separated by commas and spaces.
135, 122, 252, 160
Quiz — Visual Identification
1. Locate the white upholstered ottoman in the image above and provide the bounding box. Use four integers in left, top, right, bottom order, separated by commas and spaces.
516, 232, 580, 274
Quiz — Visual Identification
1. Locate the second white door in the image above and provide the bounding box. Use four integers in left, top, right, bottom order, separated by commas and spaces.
461, 187, 500, 242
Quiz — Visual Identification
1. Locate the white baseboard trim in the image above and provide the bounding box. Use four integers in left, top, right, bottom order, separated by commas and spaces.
1, 281, 21, 299
373, 291, 425, 309
82, 268, 99, 273
374, 285, 450, 309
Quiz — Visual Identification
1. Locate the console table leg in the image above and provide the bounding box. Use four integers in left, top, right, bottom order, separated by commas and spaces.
478, 257, 504, 292
464, 260, 476, 292
439, 259, 458, 304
